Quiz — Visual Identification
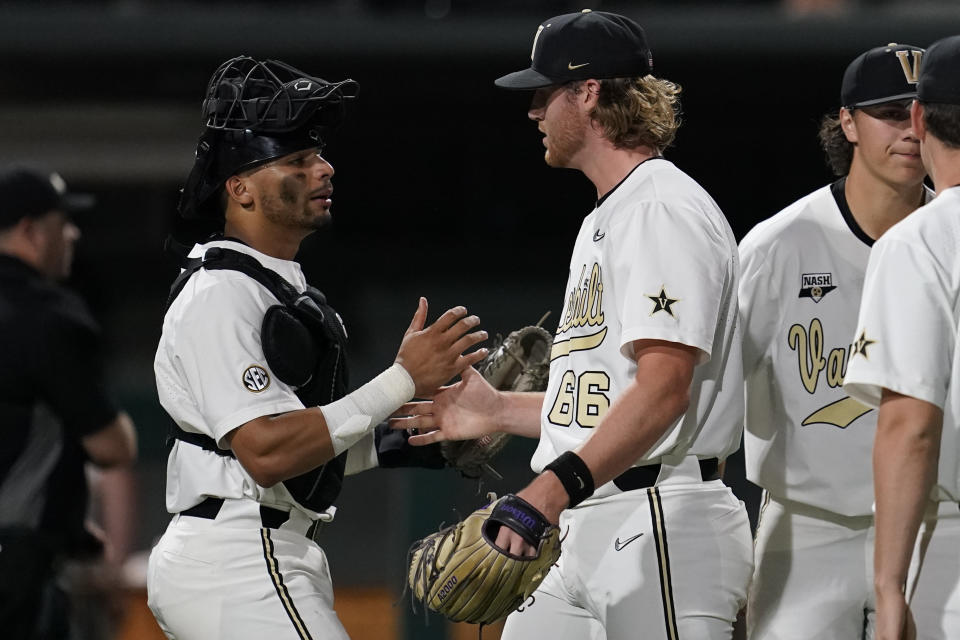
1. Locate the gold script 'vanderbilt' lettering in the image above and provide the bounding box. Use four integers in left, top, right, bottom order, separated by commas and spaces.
787, 318, 851, 393
558, 263, 605, 334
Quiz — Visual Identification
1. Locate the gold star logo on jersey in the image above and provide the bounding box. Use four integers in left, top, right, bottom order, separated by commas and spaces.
853, 331, 875, 359
646, 286, 679, 318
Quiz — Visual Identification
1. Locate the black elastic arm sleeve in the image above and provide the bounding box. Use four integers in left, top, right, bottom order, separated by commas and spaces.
374, 423, 446, 469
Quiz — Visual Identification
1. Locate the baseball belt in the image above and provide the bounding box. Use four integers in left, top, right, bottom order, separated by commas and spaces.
178, 497, 324, 542
612, 457, 719, 491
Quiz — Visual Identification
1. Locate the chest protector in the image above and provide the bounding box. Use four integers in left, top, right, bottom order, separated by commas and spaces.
165, 244, 349, 513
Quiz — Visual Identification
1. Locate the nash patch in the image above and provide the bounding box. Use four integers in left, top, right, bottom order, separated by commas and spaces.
799, 272, 836, 303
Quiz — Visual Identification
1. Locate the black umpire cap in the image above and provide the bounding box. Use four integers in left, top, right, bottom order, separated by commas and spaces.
918, 35, 960, 105
841, 43, 925, 109
495, 9, 653, 90
0, 166, 94, 230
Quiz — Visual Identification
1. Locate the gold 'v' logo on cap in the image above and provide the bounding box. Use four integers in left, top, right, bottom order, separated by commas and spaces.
895, 48, 923, 84
531, 24, 547, 61
568, 62, 590, 70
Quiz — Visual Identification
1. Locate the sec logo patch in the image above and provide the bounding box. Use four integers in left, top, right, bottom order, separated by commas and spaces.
243, 365, 270, 392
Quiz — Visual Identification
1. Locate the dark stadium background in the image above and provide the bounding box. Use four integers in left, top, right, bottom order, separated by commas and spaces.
2, 2, 957, 638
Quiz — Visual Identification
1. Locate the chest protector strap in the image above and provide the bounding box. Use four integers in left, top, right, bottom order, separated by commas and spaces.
164, 242, 349, 512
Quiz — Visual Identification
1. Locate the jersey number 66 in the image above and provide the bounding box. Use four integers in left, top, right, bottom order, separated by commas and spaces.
547, 370, 611, 428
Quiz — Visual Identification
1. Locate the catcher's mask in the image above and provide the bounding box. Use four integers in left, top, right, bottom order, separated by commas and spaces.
179, 56, 359, 220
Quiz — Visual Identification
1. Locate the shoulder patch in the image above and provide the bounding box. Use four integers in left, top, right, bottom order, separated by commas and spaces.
852, 330, 875, 359
646, 285, 679, 318
243, 365, 271, 392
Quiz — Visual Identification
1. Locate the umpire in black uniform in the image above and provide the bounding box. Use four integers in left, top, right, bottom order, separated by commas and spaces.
0, 166, 137, 639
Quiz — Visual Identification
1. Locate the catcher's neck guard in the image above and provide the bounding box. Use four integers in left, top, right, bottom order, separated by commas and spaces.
178, 56, 359, 220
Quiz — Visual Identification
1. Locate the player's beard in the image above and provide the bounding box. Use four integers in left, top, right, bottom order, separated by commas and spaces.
544, 111, 587, 168
262, 174, 330, 231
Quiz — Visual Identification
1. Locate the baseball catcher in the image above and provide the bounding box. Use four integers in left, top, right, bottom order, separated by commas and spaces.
441, 322, 552, 479
407, 492, 561, 626
148, 53, 491, 640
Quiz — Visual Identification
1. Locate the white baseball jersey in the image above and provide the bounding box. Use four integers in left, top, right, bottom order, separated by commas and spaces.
845, 186, 960, 502
510, 159, 752, 640
740, 181, 932, 516
155, 239, 314, 516
151, 238, 364, 640
531, 158, 743, 480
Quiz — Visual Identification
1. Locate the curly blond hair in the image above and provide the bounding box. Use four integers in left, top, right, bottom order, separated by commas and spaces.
585, 76, 682, 151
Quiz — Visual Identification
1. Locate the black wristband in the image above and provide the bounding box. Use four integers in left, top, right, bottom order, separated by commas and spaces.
544, 451, 595, 508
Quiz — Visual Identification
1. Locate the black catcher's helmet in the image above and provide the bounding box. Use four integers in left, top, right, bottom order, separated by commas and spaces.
178, 56, 359, 220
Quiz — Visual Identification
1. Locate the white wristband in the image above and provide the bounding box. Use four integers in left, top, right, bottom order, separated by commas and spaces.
344, 432, 379, 475
319, 362, 415, 455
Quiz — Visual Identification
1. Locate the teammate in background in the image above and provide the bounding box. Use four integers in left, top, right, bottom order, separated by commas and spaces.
146, 56, 487, 640
739, 43, 928, 639
395, 11, 752, 638
844, 35, 960, 640
0, 166, 138, 639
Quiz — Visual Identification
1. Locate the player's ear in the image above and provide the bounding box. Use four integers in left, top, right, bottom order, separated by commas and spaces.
581, 79, 602, 109
8, 216, 36, 252
839, 107, 858, 144
910, 100, 926, 141
224, 175, 255, 209
13, 215, 36, 237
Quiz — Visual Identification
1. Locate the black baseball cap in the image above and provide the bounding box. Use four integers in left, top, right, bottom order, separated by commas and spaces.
918, 35, 960, 105
841, 43, 925, 109
495, 10, 653, 90
0, 166, 94, 229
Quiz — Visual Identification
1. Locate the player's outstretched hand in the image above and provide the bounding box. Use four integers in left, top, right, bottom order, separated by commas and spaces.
395, 297, 488, 398
390, 367, 502, 444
